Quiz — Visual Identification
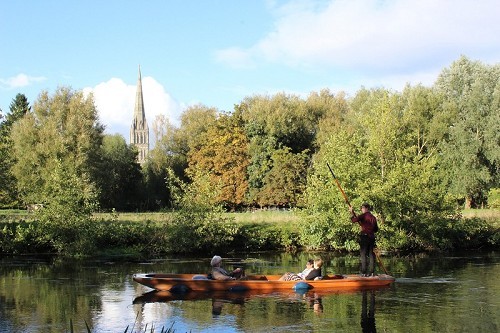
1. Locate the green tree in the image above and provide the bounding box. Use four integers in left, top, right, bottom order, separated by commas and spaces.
35, 159, 99, 255
140, 114, 192, 210
435, 56, 500, 207
257, 147, 309, 208
300, 127, 364, 250
0, 94, 31, 208
240, 93, 321, 204
173, 104, 218, 158
98, 134, 142, 211
10, 87, 104, 207
302, 87, 455, 251
306, 89, 349, 148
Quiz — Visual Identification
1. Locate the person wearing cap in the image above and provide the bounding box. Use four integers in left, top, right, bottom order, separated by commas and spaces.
210, 255, 243, 280
349, 203, 379, 277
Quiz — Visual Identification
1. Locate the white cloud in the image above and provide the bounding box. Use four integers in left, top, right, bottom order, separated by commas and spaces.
216, 0, 500, 72
83, 77, 182, 143
0, 73, 46, 89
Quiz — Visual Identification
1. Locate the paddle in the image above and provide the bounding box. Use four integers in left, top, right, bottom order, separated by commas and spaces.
326, 163, 389, 275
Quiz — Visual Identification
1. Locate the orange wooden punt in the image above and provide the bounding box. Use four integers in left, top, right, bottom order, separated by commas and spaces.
133, 273, 395, 292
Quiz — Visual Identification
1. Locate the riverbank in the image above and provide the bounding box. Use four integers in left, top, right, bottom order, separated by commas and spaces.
1, 209, 498, 257
3, 208, 497, 224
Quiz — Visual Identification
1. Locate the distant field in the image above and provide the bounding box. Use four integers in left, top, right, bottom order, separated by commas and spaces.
93, 210, 300, 224
228, 210, 300, 224
462, 208, 500, 227
93, 211, 172, 223
1, 208, 498, 226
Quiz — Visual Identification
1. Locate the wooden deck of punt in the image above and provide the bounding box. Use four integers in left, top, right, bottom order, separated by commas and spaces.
133, 273, 395, 292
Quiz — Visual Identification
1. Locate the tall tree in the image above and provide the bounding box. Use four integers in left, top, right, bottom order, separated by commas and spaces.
307, 89, 349, 149
0, 94, 31, 208
10, 87, 104, 207
173, 104, 218, 158
98, 134, 142, 211
435, 56, 500, 207
257, 147, 309, 208
187, 111, 250, 209
141, 114, 185, 210
239, 93, 320, 204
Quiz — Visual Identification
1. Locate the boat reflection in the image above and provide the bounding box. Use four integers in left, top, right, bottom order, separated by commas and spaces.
133, 288, 327, 316
133, 288, 311, 304
134, 285, 388, 318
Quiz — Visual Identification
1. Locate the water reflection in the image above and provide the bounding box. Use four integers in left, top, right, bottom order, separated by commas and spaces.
0, 251, 498, 332
361, 290, 376, 333
132, 288, 382, 318
307, 292, 323, 313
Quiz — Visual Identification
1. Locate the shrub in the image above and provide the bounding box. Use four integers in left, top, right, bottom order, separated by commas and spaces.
488, 188, 500, 208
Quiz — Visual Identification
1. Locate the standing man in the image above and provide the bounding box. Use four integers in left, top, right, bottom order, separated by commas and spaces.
350, 203, 378, 277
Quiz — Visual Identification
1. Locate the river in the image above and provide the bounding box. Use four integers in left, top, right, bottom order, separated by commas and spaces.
0, 251, 498, 332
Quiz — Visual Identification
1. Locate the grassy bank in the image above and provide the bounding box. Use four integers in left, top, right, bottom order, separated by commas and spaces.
462, 209, 500, 227
3, 208, 498, 225
1, 208, 498, 257
91, 210, 300, 224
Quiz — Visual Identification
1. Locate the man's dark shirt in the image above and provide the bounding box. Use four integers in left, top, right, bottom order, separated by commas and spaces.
351, 212, 377, 237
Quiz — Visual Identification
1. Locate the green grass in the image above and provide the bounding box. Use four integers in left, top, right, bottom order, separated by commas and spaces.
0, 209, 32, 222
462, 208, 500, 227
93, 211, 172, 223
91, 210, 299, 224
227, 210, 299, 224
2, 207, 498, 227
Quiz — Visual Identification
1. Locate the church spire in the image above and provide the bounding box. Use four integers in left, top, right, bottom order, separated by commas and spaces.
130, 65, 149, 165
134, 65, 146, 121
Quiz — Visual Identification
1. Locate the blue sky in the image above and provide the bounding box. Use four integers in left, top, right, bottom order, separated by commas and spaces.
1, 0, 499, 143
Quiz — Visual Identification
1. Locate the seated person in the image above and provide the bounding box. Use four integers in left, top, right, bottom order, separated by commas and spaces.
298, 259, 315, 279
279, 258, 323, 281
210, 255, 244, 280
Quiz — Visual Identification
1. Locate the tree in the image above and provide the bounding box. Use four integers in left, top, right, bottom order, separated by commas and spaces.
302, 86, 455, 251
187, 111, 250, 209
173, 104, 218, 158
98, 134, 142, 211
435, 56, 500, 208
307, 89, 349, 149
257, 147, 309, 208
239, 93, 321, 204
0, 94, 31, 208
10, 87, 104, 207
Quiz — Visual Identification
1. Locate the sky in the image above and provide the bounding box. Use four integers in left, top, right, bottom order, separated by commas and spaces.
1, 0, 499, 143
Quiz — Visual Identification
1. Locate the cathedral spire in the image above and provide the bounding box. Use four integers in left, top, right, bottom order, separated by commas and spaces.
130, 65, 149, 165
134, 65, 146, 121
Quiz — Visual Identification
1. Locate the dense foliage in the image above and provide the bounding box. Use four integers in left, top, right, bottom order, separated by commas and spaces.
0, 56, 498, 256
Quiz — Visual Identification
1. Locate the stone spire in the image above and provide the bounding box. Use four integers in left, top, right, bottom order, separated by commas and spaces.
130, 65, 149, 165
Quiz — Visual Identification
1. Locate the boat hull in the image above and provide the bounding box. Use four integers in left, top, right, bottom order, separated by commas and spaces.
132, 273, 395, 292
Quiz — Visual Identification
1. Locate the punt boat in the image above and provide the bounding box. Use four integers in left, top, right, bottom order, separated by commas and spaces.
133, 273, 395, 292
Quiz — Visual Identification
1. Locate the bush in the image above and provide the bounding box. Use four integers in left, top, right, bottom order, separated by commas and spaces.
0, 221, 53, 254
488, 188, 500, 208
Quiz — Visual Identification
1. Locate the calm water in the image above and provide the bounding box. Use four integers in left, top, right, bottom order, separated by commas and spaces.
0, 251, 498, 332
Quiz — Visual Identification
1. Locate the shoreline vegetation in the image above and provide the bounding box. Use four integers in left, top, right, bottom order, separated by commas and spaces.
1, 57, 499, 258
1, 209, 498, 258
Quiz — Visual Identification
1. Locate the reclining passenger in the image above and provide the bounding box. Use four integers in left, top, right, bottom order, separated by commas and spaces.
279, 258, 323, 281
